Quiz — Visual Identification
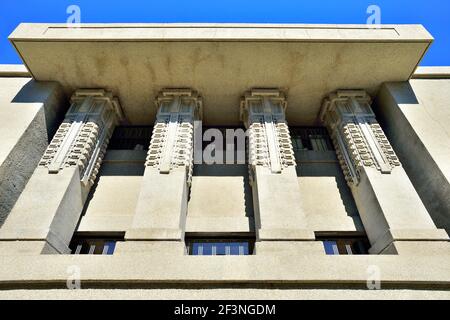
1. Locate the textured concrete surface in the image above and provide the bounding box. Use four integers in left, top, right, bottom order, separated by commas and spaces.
1, 288, 449, 300
375, 80, 450, 235
0, 167, 83, 254
296, 151, 363, 232
253, 166, 312, 240
9, 23, 432, 125
187, 164, 254, 233
0, 76, 66, 227
1, 27, 449, 298
412, 66, 450, 79
78, 150, 145, 232
0, 64, 29, 77
0, 253, 448, 287
126, 167, 188, 240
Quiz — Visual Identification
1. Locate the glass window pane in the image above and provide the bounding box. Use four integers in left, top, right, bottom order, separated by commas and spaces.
323, 241, 338, 255
105, 241, 116, 255
88, 244, 96, 255
188, 241, 251, 256
345, 244, 353, 255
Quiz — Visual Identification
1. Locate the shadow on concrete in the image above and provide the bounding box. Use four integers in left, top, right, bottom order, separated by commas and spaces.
0, 80, 67, 227
374, 82, 450, 236
12, 80, 68, 142
296, 159, 365, 232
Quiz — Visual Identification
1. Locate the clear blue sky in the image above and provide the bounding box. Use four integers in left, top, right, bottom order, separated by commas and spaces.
1, 0, 449, 65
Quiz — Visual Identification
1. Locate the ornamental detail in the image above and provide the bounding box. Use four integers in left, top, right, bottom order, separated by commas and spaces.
146, 89, 202, 186
39, 89, 124, 187
240, 89, 296, 174
320, 90, 401, 186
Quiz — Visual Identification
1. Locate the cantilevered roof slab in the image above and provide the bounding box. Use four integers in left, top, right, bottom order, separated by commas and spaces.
9, 23, 433, 125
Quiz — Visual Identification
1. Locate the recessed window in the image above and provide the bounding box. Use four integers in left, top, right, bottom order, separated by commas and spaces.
290, 127, 334, 152
186, 236, 255, 256
69, 233, 124, 255
316, 233, 370, 255
108, 126, 153, 150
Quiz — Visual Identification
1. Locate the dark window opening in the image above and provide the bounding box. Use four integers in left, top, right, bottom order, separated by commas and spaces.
316, 232, 370, 255
69, 232, 124, 255
108, 126, 153, 151
186, 234, 255, 256
290, 127, 334, 152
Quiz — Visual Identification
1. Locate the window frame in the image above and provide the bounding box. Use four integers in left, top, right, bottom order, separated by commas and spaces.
185, 233, 255, 256
69, 232, 125, 255
289, 127, 334, 152
315, 232, 370, 255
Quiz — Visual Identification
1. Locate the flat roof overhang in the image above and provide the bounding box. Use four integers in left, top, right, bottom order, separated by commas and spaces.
9, 23, 433, 125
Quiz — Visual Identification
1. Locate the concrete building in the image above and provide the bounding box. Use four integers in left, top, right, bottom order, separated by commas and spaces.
0, 23, 449, 299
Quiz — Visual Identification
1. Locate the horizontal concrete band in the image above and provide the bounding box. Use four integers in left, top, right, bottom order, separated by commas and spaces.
0, 64, 30, 77
369, 229, 450, 255
0, 254, 448, 289
10, 23, 433, 41
412, 66, 450, 79
125, 228, 183, 240
9, 23, 432, 126
2, 65, 449, 80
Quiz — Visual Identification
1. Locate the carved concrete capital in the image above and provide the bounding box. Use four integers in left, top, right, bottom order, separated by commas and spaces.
39, 89, 124, 187
240, 89, 295, 174
146, 89, 202, 186
320, 90, 401, 186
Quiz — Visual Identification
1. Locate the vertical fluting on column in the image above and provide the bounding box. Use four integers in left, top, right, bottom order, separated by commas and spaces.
240, 89, 296, 179
320, 90, 401, 187
146, 89, 202, 187
39, 89, 124, 190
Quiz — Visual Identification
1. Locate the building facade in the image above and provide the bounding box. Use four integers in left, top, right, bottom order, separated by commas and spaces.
0, 23, 449, 299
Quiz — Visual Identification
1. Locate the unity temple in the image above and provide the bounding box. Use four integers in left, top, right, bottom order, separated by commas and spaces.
0, 23, 449, 299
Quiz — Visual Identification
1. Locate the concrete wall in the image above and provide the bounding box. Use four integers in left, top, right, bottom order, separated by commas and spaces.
0, 64, 449, 298
187, 164, 254, 233
296, 151, 364, 232
77, 136, 365, 236
1, 289, 449, 300
77, 150, 146, 232
0, 76, 66, 226
375, 79, 450, 235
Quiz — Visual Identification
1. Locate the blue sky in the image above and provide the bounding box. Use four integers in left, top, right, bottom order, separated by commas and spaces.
1, 0, 449, 65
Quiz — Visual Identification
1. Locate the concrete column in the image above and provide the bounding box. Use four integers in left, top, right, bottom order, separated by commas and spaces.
320, 90, 448, 254
119, 89, 202, 255
0, 89, 124, 254
240, 89, 317, 254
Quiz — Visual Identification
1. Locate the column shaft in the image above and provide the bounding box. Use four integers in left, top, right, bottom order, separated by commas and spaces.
0, 89, 123, 254
320, 90, 448, 254
241, 89, 316, 253
120, 89, 202, 254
